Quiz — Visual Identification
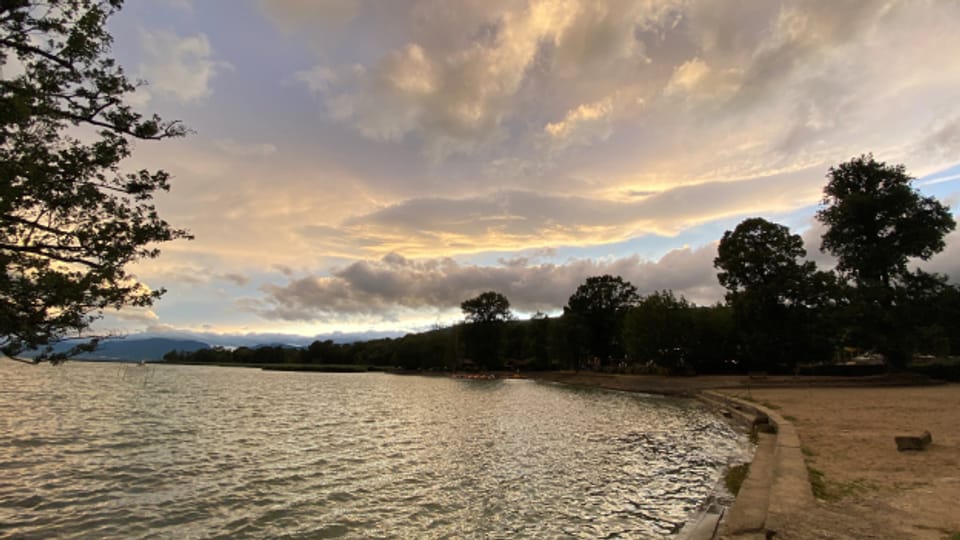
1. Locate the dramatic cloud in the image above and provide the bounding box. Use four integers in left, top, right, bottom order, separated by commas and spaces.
335, 167, 823, 256
295, 65, 338, 93
255, 244, 723, 322
218, 273, 251, 286
291, 0, 674, 160
919, 116, 960, 163
97, 1, 960, 336
113, 307, 160, 324
663, 58, 711, 97
275, 0, 960, 171
258, 0, 361, 33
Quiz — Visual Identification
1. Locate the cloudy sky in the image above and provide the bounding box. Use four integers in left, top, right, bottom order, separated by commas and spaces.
94, 0, 960, 344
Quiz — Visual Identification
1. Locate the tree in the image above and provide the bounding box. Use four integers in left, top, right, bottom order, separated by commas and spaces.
715, 218, 810, 298
460, 291, 512, 324
460, 291, 512, 369
529, 311, 550, 370
898, 271, 958, 356
819, 155, 955, 289
623, 290, 694, 371
817, 155, 956, 367
686, 304, 737, 373
564, 274, 639, 366
1, 0, 190, 361
715, 218, 837, 370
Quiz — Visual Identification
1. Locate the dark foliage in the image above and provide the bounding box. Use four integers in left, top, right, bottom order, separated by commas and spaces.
1, 0, 190, 361
715, 217, 839, 371
564, 275, 639, 366
460, 291, 512, 323
460, 291, 512, 369
623, 290, 694, 371
818, 155, 956, 367
819, 155, 955, 288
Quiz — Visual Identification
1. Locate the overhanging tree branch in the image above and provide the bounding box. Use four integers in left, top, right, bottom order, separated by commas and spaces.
1, 0, 191, 362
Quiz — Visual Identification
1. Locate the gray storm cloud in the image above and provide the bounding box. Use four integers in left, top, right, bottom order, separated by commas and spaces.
255, 244, 723, 322
257, 225, 960, 324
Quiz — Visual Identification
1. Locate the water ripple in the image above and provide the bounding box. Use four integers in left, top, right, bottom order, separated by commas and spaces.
0, 362, 750, 539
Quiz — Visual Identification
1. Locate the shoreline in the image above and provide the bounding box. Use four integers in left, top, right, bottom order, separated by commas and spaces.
528, 370, 940, 396
11, 360, 953, 537
525, 372, 757, 539
527, 371, 955, 539
528, 373, 767, 540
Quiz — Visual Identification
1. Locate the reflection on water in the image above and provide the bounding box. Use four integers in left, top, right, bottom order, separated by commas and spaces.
0, 362, 749, 538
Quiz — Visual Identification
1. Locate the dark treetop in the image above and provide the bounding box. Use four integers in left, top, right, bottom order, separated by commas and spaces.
818, 154, 955, 289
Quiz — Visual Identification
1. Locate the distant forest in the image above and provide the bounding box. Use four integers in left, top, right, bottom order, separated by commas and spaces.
166, 156, 960, 374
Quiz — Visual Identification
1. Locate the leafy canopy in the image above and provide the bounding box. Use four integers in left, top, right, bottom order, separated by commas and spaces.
817, 155, 955, 367
715, 217, 814, 302
565, 274, 639, 316
623, 290, 693, 369
564, 274, 639, 362
818, 154, 955, 287
460, 291, 512, 324
1, 0, 191, 360
715, 217, 839, 369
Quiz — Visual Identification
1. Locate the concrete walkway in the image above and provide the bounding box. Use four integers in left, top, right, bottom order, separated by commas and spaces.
700, 391, 815, 539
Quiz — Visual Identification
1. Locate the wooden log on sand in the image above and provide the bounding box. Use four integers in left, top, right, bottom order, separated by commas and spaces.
895, 431, 932, 451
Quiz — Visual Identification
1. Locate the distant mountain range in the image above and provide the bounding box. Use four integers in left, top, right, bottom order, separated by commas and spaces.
18, 329, 407, 362
28, 338, 210, 362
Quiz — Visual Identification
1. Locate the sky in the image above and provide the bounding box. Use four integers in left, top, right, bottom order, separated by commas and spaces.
87, 0, 960, 345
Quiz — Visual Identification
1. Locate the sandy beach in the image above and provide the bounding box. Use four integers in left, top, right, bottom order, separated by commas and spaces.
719, 386, 960, 539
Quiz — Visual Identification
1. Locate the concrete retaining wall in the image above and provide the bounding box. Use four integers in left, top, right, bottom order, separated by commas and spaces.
700, 391, 815, 539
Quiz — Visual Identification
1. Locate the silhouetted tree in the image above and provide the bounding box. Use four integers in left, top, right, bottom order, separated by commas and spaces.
687, 304, 737, 373
818, 155, 956, 367
304, 339, 349, 365
549, 315, 580, 370
233, 346, 254, 364
623, 290, 695, 371
917, 280, 960, 356
460, 291, 513, 369
896, 271, 958, 357
352, 337, 396, 367
530, 312, 551, 370
564, 275, 639, 367
1, 0, 190, 361
460, 291, 512, 323
715, 218, 837, 371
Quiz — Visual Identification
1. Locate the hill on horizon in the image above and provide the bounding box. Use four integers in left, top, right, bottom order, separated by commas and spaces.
23, 337, 212, 362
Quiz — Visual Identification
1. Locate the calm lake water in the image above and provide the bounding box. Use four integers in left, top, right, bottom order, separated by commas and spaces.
0, 362, 749, 539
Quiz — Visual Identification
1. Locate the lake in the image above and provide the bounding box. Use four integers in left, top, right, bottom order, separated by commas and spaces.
0, 362, 750, 538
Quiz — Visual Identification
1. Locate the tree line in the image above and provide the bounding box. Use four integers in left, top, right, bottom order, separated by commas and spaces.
166, 156, 959, 374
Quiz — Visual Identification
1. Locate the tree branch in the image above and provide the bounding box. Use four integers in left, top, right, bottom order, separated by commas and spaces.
1, 213, 73, 238
0, 242, 103, 268
0, 36, 75, 71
